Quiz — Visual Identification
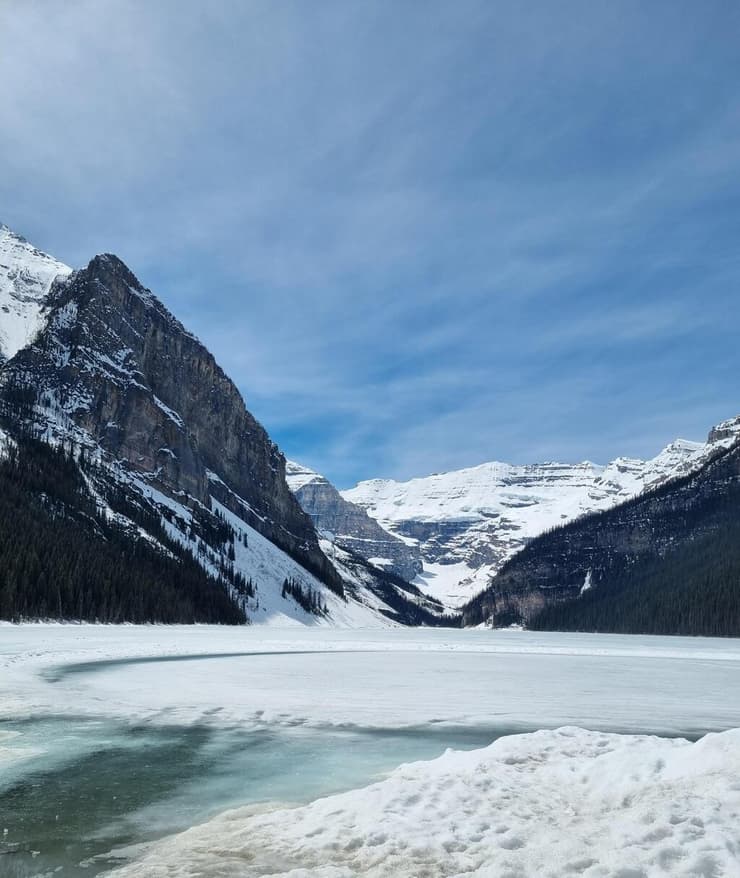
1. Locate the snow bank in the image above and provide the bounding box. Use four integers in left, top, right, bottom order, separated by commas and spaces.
109, 725, 740, 877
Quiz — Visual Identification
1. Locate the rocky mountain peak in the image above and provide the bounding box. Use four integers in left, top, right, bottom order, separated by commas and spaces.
3, 246, 342, 592
285, 460, 422, 582
0, 225, 458, 626
708, 415, 740, 444
341, 430, 733, 610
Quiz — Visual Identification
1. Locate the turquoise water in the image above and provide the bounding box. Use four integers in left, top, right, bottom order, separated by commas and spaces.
0, 715, 501, 878
4, 633, 739, 877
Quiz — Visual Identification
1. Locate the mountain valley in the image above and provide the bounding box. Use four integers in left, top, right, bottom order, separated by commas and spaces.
0, 221, 738, 634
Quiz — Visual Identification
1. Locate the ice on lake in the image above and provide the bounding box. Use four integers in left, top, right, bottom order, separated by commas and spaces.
2, 625, 740, 876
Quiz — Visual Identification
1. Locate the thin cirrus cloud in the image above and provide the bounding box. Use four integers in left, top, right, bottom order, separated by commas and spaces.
1, 1, 739, 487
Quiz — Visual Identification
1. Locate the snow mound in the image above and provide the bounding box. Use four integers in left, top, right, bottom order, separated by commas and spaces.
110, 726, 740, 877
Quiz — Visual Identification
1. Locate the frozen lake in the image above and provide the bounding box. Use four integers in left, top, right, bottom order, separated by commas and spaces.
2, 626, 740, 876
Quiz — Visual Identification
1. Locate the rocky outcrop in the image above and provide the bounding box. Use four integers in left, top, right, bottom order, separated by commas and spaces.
342, 440, 731, 609
461, 439, 740, 627
286, 460, 422, 582
3, 253, 341, 591
708, 415, 740, 444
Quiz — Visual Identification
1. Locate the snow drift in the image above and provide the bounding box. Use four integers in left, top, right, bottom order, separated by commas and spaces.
110, 725, 740, 877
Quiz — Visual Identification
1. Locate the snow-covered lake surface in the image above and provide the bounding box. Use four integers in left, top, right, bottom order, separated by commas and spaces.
2, 626, 740, 876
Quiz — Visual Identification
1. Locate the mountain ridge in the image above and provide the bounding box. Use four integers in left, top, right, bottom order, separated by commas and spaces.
285, 459, 422, 582
462, 434, 740, 634
0, 225, 436, 627
339, 428, 736, 609
0, 222, 738, 631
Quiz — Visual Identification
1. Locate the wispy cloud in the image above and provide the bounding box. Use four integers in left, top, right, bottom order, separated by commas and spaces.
1, 0, 739, 486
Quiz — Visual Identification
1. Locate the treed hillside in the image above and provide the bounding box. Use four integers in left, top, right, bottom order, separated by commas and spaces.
462, 440, 740, 635
530, 520, 740, 636
0, 433, 246, 624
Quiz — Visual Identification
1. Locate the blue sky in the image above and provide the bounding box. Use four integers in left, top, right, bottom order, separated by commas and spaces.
1, 1, 739, 487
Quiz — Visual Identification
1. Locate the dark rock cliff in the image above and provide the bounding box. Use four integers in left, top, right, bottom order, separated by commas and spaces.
2, 254, 342, 592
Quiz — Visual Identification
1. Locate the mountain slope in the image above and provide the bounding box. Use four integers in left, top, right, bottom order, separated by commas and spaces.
2, 252, 340, 590
286, 460, 422, 582
529, 520, 740, 636
0, 224, 71, 361
342, 435, 734, 609
0, 227, 439, 627
461, 437, 740, 634
0, 430, 245, 624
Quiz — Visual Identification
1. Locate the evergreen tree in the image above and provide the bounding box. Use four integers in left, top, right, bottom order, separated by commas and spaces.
0, 434, 247, 624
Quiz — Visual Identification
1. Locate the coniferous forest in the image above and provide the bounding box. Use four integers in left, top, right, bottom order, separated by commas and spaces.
530, 520, 740, 636
0, 433, 246, 624
524, 450, 740, 636
462, 439, 740, 635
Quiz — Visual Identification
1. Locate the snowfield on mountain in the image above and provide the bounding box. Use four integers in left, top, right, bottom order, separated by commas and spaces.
338, 429, 740, 608
0, 223, 72, 361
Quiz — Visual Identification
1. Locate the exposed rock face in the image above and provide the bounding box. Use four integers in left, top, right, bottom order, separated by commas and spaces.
342, 434, 740, 609
286, 460, 422, 582
461, 438, 740, 628
3, 253, 340, 590
708, 415, 740, 444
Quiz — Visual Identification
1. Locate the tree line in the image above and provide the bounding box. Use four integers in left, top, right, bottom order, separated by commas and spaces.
0, 434, 246, 624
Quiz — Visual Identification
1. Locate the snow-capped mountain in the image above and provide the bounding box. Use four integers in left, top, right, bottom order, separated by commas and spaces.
0, 225, 434, 628
0, 224, 71, 361
1, 223, 737, 629
462, 429, 740, 630
286, 459, 422, 582
342, 430, 740, 609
